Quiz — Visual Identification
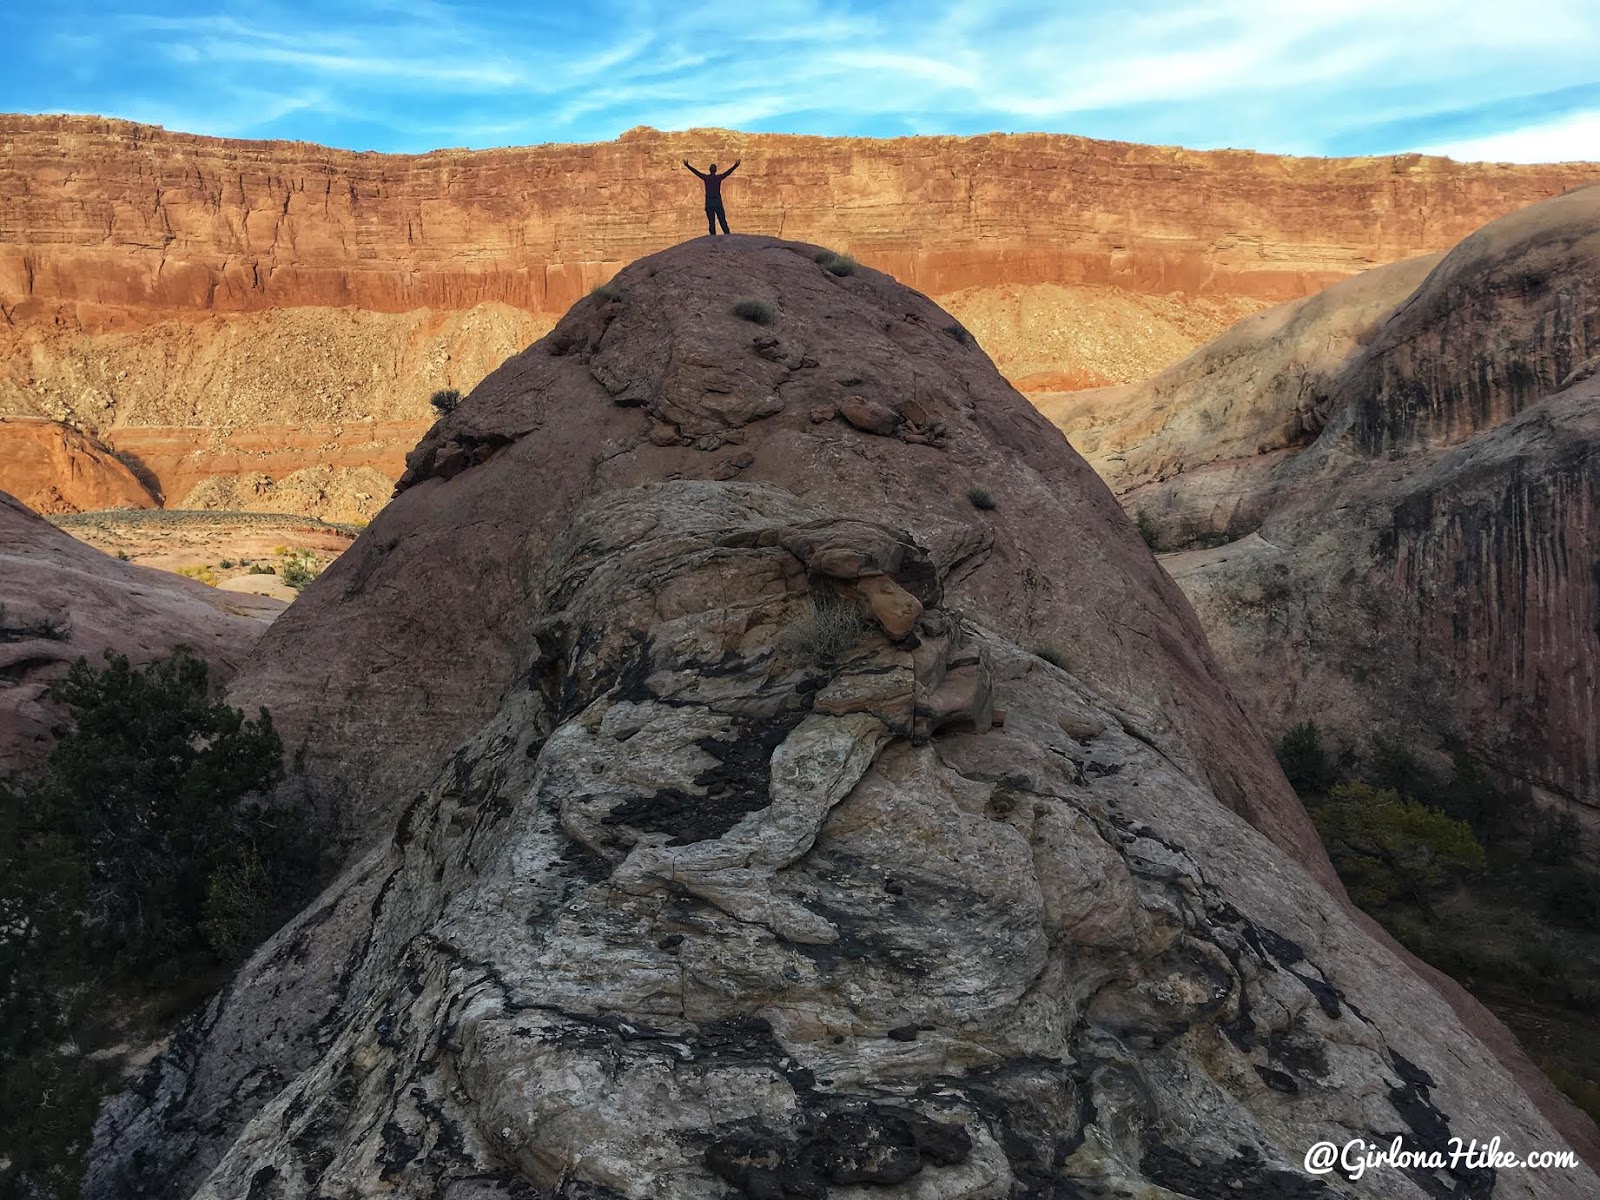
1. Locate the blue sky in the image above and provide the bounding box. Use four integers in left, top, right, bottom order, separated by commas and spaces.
5, 0, 1600, 160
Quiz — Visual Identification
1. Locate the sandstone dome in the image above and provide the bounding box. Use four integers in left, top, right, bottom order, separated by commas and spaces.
89, 236, 1598, 1198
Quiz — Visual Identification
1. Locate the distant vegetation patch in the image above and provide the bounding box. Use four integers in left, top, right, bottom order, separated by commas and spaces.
274, 546, 323, 590
732, 297, 777, 325
814, 249, 858, 276
1134, 508, 1161, 551
967, 485, 996, 511
1034, 643, 1072, 671
176, 563, 221, 587
782, 598, 872, 664
430, 387, 462, 416
1278, 721, 1600, 1124
0, 650, 303, 1197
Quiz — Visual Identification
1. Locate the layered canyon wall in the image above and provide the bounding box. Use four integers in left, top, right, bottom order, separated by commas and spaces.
2, 114, 1597, 514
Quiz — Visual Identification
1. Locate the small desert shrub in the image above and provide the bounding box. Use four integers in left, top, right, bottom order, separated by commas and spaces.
247, 563, 275, 575
814, 249, 857, 276
590, 281, 622, 303
782, 599, 872, 663
430, 388, 462, 416
1311, 782, 1486, 911
1035, 643, 1072, 671
944, 322, 973, 345
218, 559, 234, 569
176, 564, 220, 587
1277, 721, 1337, 797
1134, 509, 1161, 551
1539, 1057, 1600, 1126
732, 296, 776, 325
967, 485, 996, 511
275, 548, 321, 590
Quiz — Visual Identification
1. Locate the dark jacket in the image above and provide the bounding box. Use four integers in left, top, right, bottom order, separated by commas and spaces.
684, 160, 740, 206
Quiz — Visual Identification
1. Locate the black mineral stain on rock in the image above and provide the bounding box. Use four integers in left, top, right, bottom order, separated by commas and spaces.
704, 1103, 971, 1198
886, 1024, 920, 1042
1291, 969, 1344, 1020
1380, 1048, 1496, 1199
1254, 1065, 1301, 1095
245, 1166, 281, 1200
602, 710, 806, 845
1141, 1143, 1331, 1199
958, 1058, 1090, 1197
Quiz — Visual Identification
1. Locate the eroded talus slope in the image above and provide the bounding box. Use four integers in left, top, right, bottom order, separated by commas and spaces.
0, 491, 281, 773
92, 480, 1600, 1198
1045, 186, 1600, 824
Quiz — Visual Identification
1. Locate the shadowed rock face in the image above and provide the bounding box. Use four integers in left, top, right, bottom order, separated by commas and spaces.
1045, 186, 1600, 830
228, 234, 1323, 888
0, 491, 281, 773
89, 482, 1598, 1199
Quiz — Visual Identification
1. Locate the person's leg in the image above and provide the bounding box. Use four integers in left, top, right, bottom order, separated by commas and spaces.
715, 202, 730, 234
706, 207, 716, 236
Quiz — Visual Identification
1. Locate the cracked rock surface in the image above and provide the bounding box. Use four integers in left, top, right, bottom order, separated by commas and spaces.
91, 483, 1595, 1198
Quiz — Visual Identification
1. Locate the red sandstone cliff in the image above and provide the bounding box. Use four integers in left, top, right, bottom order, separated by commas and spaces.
4, 115, 1596, 325
1, 115, 1597, 515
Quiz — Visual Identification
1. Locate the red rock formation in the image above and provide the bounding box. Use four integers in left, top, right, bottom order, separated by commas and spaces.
3, 114, 1595, 514
231, 234, 1330, 890
94, 237, 1600, 1194
0, 490, 281, 774
0, 416, 157, 512
1045, 187, 1600, 829
4, 115, 1595, 328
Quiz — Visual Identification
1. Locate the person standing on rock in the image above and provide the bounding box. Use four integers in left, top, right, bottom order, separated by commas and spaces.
683, 159, 740, 236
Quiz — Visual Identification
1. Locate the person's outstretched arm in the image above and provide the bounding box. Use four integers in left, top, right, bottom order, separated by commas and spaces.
720, 160, 741, 178
683, 160, 707, 179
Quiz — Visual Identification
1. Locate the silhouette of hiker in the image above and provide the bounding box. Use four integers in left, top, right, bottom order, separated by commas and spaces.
684, 159, 740, 235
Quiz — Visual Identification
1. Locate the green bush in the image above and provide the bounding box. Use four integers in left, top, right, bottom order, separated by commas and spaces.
1312, 782, 1485, 911
943, 322, 973, 345
732, 296, 776, 325
782, 598, 872, 664
590, 281, 622, 304
0, 649, 288, 1195
1277, 721, 1337, 796
276, 548, 321, 590
430, 387, 462, 416
967, 485, 996, 511
1035, 643, 1072, 671
1542, 866, 1600, 928
1134, 509, 1160, 551
814, 249, 858, 276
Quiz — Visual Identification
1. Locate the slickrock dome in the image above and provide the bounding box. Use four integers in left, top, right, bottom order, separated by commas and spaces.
90, 237, 1597, 1197
229, 234, 1321, 877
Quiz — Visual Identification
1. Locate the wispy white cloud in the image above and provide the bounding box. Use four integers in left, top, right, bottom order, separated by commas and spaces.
6, 0, 1600, 159
1421, 111, 1600, 163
